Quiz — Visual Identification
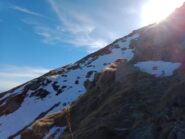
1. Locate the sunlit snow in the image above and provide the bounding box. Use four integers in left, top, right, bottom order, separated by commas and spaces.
134, 61, 181, 77
0, 34, 139, 138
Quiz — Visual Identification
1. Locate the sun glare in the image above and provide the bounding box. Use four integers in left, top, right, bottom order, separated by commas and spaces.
141, 0, 185, 25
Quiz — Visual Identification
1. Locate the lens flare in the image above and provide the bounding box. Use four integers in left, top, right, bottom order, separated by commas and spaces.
141, 0, 184, 25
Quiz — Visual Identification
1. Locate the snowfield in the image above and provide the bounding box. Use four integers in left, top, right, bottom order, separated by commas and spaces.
0, 34, 140, 138
134, 61, 181, 77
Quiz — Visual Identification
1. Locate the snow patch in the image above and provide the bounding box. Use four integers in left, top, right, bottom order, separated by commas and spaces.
13, 135, 21, 139
134, 61, 181, 77
43, 126, 66, 139
115, 34, 139, 61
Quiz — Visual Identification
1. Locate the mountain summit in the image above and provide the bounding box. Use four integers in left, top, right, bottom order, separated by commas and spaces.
1, 2, 185, 139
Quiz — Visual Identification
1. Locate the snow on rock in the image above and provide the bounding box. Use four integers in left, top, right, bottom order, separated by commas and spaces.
134, 61, 181, 77
13, 135, 21, 139
114, 34, 139, 61
0, 34, 139, 139
0, 85, 25, 102
43, 126, 66, 139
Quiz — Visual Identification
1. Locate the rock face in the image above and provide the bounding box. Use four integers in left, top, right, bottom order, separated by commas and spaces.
20, 62, 185, 139
2, 2, 185, 139
127, 124, 160, 139
168, 121, 185, 139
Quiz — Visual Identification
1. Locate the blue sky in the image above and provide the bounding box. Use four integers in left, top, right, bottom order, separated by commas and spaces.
0, 0, 184, 91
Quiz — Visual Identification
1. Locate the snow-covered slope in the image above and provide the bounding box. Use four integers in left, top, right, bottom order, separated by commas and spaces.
1, 27, 184, 139
0, 33, 142, 139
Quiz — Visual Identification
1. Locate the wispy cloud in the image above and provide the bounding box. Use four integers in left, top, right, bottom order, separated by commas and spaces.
11, 5, 48, 19
19, 0, 145, 52
34, 25, 108, 52
21, 17, 108, 52
18, 1, 122, 51
0, 80, 22, 92
0, 65, 50, 92
0, 65, 49, 78
43, 0, 117, 51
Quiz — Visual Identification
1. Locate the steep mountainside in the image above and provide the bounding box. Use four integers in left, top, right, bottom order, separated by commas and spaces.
1, 2, 185, 139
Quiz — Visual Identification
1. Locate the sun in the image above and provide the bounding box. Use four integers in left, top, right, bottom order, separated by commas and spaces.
141, 0, 185, 26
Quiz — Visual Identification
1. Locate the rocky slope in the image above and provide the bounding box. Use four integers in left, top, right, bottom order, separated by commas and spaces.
1, 2, 185, 139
